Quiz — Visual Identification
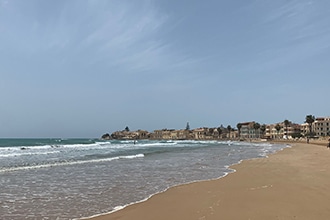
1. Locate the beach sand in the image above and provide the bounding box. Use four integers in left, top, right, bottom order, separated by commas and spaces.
88, 142, 330, 220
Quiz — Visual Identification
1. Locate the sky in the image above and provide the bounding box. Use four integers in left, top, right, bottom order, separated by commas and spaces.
1, 0, 330, 138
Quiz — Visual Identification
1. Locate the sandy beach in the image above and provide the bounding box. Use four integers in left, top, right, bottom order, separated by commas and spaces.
89, 141, 330, 220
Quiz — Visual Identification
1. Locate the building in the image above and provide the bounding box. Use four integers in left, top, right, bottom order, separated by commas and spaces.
177, 129, 192, 140
191, 127, 224, 140
286, 123, 302, 138
227, 130, 239, 139
239, 122, 258, 139
151, 129, 192, 140
300, 116, 330, 137
136, 130, 150, 139
265, 124, 282, 139
152, 129, 163, 139
265, 122, 301, 139
151, 129, 175, 140
192, 128, 207, 140
313, 117, 330, 136
301, 123, 309, 136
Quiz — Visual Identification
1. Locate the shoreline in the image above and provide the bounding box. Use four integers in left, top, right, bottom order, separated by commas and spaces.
80, 169, 237, 220
86, 141, 330, 220
80, 151, 243, 220
78, 141, 286, 220
83, 143, 288, 220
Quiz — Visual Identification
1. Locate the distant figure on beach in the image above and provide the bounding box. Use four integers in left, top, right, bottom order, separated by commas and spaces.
307, 137, 309, 144
327, 139, 330, 149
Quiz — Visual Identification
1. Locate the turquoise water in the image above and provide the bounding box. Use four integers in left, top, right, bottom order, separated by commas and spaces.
0, 139, 288, 219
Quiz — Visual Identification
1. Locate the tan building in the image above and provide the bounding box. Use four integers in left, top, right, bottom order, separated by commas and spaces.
265, 124, 282, 139
192, 127, 221, 140
152, 129, 192, 140
266, 122, 301, 139
152, 129, 163, 139
227, 130, 238, 139
301, 117, 330, 137
152, 126, 237, 140
177, 129, 192, 140
286, 124, 301, 138
152, 129, 175, 140
313, 117, 330, 136
301, 123, 309, 136
192, 128, 207, 140
136, 130, 149, 139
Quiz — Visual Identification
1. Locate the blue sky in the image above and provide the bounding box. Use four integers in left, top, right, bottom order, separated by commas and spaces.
1, 0, 329, 138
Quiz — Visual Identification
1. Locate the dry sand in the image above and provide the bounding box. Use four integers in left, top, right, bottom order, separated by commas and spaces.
89, 142, 330, 220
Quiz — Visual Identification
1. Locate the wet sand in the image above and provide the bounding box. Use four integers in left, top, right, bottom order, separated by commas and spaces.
88, 142, 330, 220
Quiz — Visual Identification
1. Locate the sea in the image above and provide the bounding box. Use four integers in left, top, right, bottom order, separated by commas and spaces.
0, 138, 288, 220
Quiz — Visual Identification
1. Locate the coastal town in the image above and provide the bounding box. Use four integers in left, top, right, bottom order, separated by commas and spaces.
102, 115, 330, 141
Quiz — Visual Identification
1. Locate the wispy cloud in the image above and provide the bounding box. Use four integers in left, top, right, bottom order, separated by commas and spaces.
245, 0, 330, 72
82, 3, 165, 47
0, 0, 202, 85
79, 1, 171, 72
262, 0, 314, 26
53, 1, 199, 77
